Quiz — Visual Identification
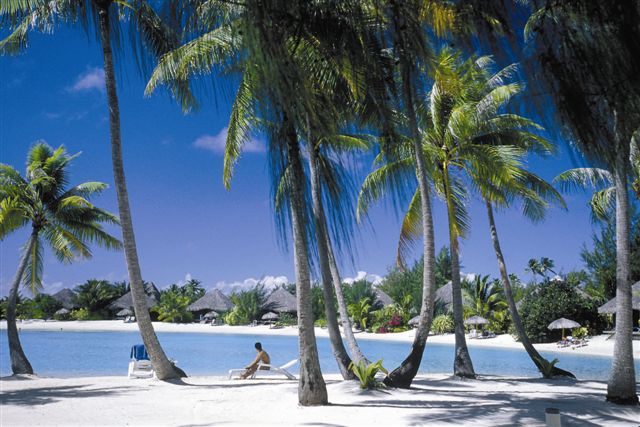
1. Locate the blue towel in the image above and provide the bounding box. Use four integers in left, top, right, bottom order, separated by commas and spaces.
130, 344, 150, 361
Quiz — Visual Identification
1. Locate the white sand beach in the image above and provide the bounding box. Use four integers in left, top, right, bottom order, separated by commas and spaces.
2, 320, 639, 426
3, 319, 639, 359
2, 373, 639, 426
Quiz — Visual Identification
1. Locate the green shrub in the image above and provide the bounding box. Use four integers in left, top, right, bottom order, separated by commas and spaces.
431, 314, 454, 334
572, 327, 589, 339
278, 312, 297, 326
519, 279, 605, 343
349, 359, 388, 390
314, 318, 327, 328
223, 309, 242, 326
71, 308, 90, 320
371, 306, 409, 333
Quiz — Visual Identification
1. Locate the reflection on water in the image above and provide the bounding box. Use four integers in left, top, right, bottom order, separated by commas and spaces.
1, 330, 637, 380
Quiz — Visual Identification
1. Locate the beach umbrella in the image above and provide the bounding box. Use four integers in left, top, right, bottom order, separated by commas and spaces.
262, 312, 279, 321
117, 308, 134, 317
203, 311, 219, 319
548, 317, 581, 340
54, 308, 70, 316
408, 315, 420, 327
464, 315, 489, 331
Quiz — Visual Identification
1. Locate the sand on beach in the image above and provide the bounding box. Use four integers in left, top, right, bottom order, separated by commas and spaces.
2, 320, 640, 426
3, 319, 638, 359
2, 373, 639, 426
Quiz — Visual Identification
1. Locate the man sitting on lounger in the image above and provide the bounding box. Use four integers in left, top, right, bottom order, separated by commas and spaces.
240, 342, 271, 379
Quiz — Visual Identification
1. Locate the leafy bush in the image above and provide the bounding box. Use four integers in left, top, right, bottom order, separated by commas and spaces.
371, 306, 409, 334
349, 360, 388, 389
431, 314, 454, 334
152, 291, 192, 323
314, 318, 327, 328
278, 312, 297, 326
70, 308, 90, 320
347, 297, 371, 330
573, 326, 589, 339
519, 279, 605, 343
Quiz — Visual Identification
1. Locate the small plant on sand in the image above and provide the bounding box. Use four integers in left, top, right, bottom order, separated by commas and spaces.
536, 356, 560, 379
349, 359, 388, 389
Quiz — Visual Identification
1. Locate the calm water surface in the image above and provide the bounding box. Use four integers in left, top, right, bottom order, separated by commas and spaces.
1, 330, 637, 380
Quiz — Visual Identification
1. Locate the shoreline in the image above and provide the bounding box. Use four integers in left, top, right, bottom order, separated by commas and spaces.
2, 319, 638, 359
1, 373, 639, 426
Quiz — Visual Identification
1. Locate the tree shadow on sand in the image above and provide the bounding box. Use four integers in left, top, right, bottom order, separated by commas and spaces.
0, 385, 132, 407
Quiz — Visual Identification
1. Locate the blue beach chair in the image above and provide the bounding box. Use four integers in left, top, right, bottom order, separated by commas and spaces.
128, 344, 154, 379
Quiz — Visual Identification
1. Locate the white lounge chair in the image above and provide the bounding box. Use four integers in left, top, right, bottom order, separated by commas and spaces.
228, 359, 298, 380
128, 344, 155, 379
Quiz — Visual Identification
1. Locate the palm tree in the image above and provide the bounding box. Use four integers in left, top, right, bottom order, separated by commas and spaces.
0, 143, 121, 374
462, 276, 507, 323
74, 279, 120, 316
1, 0, 189, 380
525, 258, 543, 284
518, 1, 640, 404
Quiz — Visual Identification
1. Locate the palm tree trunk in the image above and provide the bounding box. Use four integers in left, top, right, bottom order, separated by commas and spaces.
97, 3, 184, 380
384, 50, 438, 388
443, 169, 475, 378
307, 139, 354, 380
606, 130, 638, 404
6, 231, 37, 375
326, 231, 370, 366
285, 120, 327, 405
485, 201, 574, 379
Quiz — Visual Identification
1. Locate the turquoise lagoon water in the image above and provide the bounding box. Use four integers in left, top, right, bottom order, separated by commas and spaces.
1, 330, 638, 380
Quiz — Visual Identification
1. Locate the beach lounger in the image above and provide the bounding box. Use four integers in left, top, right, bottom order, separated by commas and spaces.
128, 344, 155, 379
228, 359, 298, 380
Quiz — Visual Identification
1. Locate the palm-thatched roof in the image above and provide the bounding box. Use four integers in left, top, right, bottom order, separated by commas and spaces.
51, 288, 78, 309
108, 282, 160, 311
187, 289, 234, 313
374, 289, 394, 307
598, 281, 640, 314
435, 282, 453, 311
264, 288, 297, 313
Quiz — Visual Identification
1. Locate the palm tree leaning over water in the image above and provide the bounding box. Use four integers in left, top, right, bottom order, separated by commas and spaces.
1, 0, 188, 379
0, 143, 121, 375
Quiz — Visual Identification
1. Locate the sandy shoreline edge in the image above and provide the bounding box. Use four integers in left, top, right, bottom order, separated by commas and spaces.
1, 319, 638, 359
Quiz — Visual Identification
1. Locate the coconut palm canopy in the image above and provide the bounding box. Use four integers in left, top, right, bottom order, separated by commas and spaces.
187, 289, 233, 313
548, 318, 581, 330
109, 283, 160, 311
598, 281, 640, 314
51, 288, 78, 310
464, 316, 489, 325
264, 288, 297, 313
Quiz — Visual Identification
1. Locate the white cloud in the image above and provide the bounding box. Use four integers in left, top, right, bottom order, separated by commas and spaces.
193, 127, 264, 155
209, 275, 289, 295
69, 67, 105, 93
343, 271, 383, 286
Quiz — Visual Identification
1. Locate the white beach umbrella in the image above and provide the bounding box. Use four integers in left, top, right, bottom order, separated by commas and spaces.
262, 312, 279, 321
548, 317, 581, 339
204, 311, 219, 319
464, 315, 489, 331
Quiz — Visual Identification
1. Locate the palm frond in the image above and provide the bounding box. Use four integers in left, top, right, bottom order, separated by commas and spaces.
553, 167, 613, 193
396, 189, 421, 270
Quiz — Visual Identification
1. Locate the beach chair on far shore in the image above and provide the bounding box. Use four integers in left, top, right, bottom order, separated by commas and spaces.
128, 344, 155, 379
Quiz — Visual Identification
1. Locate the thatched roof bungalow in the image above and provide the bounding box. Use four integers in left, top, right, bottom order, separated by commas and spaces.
598, 281, 640, 314
264, 288, 297, 313
187, 289, 234, 318
374, 289, 394, 307
108, 282, 160, 312
435, 281, 453, 312
51, 288, 78, 310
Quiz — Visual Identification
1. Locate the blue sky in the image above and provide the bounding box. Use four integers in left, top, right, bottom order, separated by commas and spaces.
0, 26, 598, 296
